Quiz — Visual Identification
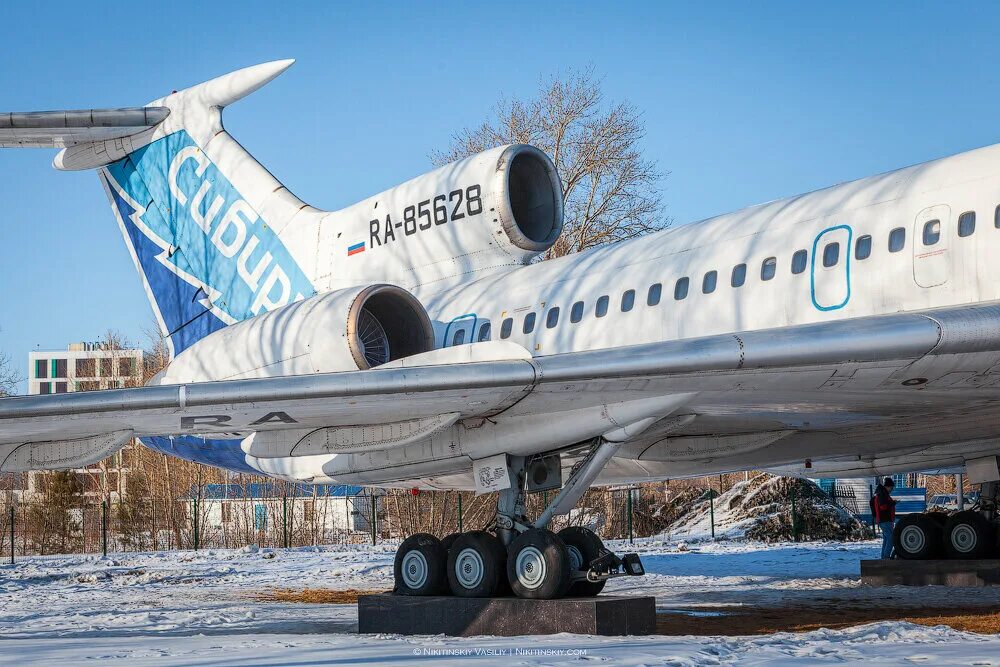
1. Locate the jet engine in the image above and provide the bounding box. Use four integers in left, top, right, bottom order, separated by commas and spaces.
154, 284, 434, 385
290, 144, 565, 290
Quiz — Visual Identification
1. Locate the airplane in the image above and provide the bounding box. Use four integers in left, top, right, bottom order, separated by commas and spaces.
3, 60, 1000, 599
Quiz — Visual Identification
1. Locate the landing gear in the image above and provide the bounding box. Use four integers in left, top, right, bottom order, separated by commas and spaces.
507, 529, 572, 599
394, 533, 447, 596
943, 510, 995, 559
391, 440, 647, 599
559, 527, 609, 597
893, 514, 943, 560
891, 480, 1000, 560
447, 531, 508, 597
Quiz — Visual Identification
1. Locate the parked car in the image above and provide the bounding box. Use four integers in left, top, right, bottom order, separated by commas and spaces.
927, 492, 980, 511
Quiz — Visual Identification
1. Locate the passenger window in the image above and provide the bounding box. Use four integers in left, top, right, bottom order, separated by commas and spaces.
823, 242, 840, 268
595, 295, 609, 318
674, 277, 689, 300
888, 227, 906, 252
791, 250, 807, 275
959, 211, 976, 238
523, 312, 536, 334
995, 205, 1000, 229
761, 257, 776, 281
702, 270, 718, 294
731, 263, 747, 288
621, 289, 635, 312
855, 235, 872, 260
452, 329, 466, 345
546, 307, 560, 329
922, 220, 941, 246
500, 318, 513, 339
647, 283, 662, 306
570, 301, 584, 323
477, 322, 491, 342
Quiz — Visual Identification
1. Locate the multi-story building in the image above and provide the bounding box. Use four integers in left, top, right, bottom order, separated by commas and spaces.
14, 342, 145, 502
27, 341, 143, 394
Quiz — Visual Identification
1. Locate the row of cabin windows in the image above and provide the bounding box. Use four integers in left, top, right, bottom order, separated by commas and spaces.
456, 210, 992, 345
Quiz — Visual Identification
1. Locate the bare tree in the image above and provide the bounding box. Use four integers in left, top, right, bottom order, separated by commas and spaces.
0, 350, 19, 397
433, 68, 668, 258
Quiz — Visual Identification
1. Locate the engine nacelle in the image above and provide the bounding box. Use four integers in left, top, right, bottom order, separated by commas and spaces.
154, 284, 434, 385
307, 144, 564, 290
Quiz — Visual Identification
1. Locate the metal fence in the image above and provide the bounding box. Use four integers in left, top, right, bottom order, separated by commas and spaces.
0, 496, 380, 561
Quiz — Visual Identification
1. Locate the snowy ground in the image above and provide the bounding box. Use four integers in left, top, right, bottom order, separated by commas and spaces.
2, 539, 1000, 665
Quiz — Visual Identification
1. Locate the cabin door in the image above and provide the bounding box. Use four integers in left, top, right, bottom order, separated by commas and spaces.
443, 314, 477, 347
913, 205, 951, 288
811, 225, 852, 311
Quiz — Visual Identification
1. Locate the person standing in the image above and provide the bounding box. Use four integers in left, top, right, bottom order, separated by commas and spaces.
872, 477, 897, 559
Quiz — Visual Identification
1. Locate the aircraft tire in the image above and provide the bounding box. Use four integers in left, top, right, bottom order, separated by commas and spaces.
447, 530, 507, 597
394, 533, 447, 595
893, 513, 942, 560
944, 510, 995, 560
558, 526, 608, 597
441, 532, 461, 554
506, 529, 571, 599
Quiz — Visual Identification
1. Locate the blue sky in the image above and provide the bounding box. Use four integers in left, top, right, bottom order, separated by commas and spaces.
2, 2, 999, 390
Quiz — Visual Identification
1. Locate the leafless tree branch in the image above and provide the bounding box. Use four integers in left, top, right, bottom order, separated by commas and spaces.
433, 68, 669, 258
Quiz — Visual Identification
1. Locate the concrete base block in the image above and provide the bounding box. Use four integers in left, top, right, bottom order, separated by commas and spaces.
861, 559, 1000, 587
357, 594, 656, 636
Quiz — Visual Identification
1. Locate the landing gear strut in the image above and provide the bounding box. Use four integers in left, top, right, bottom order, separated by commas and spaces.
392, 439, 647, 599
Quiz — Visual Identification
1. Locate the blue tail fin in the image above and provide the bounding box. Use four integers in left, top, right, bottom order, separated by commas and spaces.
94, 63, 317, 358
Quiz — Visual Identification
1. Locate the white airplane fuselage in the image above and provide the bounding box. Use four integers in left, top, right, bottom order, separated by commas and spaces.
421, 143, 1000, 356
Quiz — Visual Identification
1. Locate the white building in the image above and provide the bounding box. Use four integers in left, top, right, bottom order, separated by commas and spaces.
16, 342, 144, 501
27, 341, 143, 395
181, 483, 382, 542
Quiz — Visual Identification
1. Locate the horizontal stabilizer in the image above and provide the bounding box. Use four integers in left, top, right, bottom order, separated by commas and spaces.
0, 108, 169, 148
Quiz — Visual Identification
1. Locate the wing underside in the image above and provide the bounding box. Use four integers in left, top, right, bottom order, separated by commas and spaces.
4, 303, 1000, 475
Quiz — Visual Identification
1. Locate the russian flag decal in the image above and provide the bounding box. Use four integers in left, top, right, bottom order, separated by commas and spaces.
347, 242, 365, 256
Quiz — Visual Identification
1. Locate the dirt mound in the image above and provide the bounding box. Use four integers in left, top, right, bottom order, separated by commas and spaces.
663, 475, 867, 542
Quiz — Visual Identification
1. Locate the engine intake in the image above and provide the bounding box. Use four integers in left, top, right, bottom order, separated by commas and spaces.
495, 144, 563, 252
153, 284, 434, 385
347, 285, 434, 369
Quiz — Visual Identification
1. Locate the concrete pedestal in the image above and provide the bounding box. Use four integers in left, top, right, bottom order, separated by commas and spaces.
861, 559, 1000, 587
357, 594, 656, 636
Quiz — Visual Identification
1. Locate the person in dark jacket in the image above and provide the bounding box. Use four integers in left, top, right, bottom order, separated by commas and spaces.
873, 478, 897, 559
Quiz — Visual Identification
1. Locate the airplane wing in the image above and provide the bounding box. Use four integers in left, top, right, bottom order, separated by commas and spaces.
0, 108, 168, 148
4, 303, 1000, 473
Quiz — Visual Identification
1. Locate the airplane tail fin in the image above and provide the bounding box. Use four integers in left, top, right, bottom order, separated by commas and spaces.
60, 61, 318, 358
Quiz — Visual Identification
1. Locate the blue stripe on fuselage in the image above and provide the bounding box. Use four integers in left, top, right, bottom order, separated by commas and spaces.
141, 435, 256, 474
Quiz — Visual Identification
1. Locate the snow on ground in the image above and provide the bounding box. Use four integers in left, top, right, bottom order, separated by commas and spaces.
2, 539, 1000, 665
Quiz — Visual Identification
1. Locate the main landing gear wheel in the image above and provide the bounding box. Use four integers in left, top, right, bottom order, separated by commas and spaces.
441, 532, 461, 553
893, 514, 943, 560
447, 531, 508, 597
944, 510, 995, 559
558, 526, 608, 597
393, 533, 447, 595
507, 529, 571, 599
